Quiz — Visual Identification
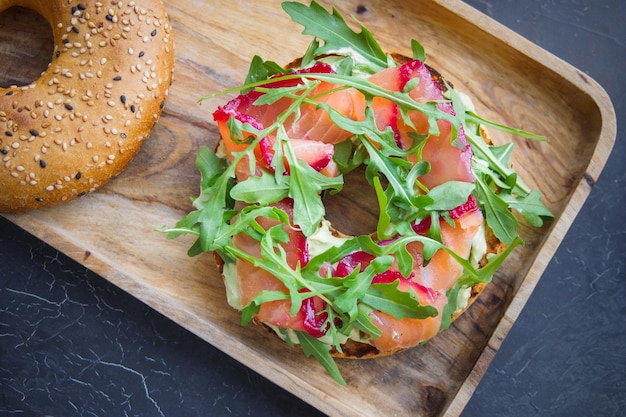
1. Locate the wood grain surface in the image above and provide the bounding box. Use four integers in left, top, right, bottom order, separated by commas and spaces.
0, 1, 615, 416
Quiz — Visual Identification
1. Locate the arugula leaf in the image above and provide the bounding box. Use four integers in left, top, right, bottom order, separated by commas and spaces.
282, 1, 387, 73
440, 283, 462, 331
474, 175, 519, 244
363, 282, 438, 320
230, 169, 289, 204
283, 139, 344, 237
353, 303, 382, 339
373, 176, 392, 239
425, 181, 475, 212
298, 331, 346, 385
411, 39, 426, 62
243, 55, 285, 92
503, 190, 554, 227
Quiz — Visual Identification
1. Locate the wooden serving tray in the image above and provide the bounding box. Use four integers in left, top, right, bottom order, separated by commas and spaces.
1, 1, 616, 416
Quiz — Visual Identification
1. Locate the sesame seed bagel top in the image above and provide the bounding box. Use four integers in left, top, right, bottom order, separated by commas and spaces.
0, 0, 175, 211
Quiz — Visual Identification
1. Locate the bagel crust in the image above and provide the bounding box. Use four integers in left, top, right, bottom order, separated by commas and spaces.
0, 0, 174, 212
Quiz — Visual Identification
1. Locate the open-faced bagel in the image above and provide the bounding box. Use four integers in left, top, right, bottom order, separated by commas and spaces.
207, 51, 507, 360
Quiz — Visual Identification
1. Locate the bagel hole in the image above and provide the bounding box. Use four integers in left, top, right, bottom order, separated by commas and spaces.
0, 7, 54, 88
322, 165, 381, 236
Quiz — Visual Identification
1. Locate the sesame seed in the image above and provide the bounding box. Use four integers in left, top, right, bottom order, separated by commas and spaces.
40, 160, 46, 168
0, 148, 7, 154
5, 131, 13, 137
76, 171, 82, 180
30, 129, 39, 137
114, 75, 122, 81
138, 51, 144, 57
65, 103, 73, 111
151, 29, 157, 36
120, 95, 126, 104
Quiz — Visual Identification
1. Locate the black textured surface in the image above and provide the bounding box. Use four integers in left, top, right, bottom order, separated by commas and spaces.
1, 1, 625, 416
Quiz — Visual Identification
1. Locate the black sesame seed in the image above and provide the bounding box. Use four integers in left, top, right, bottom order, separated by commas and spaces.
106, 14, 113, 22
138, 51, 145, 58
39, 160, 46, 168
56, 51, 61, 58
5, 131, 13, 137
78, 192, 86, 197
120, 95, 126, 104
77, 3, 86, 10
5, 91, 13, 96
63, 38, 70, 44
29, 129, 39, 137
160, 100, 164, 109
35, 197, 44, 202
356, 5, 368, 14
72, 26, 79, 34
71, 6, 77, 14
151, 29, 157, 37
113, 75, 122, 81
0, 148, 8, 155
65, 103, 73, 111
76, 171, 82, 180
130, 104, 136, 113
120, 133, 127, 139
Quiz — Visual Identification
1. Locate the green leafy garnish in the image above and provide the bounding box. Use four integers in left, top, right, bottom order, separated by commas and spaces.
160, 1, 553, 385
